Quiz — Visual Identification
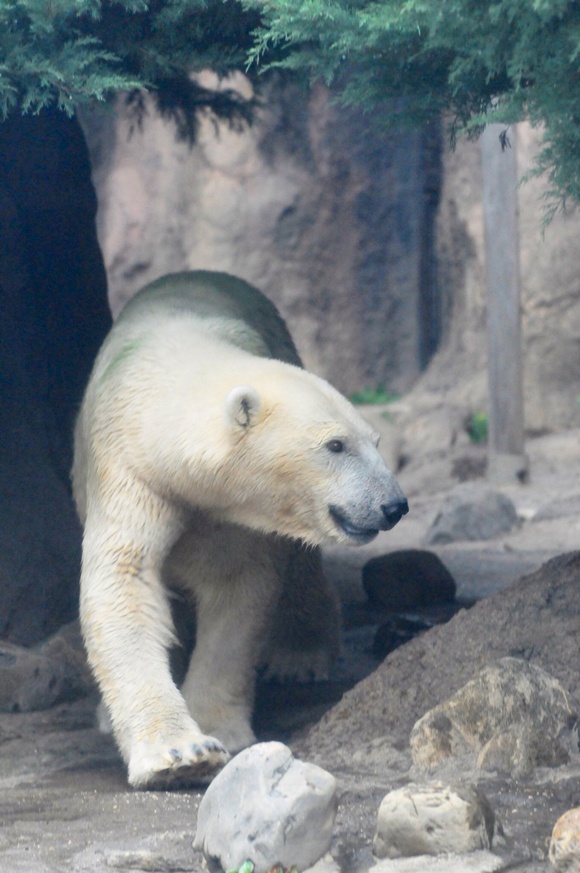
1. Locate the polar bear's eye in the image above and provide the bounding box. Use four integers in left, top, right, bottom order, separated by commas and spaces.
326, 439, 345, 454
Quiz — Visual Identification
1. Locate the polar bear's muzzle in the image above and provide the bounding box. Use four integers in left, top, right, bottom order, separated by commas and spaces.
329, 498, 409, 544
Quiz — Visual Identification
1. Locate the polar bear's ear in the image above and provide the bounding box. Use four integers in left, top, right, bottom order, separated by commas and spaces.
225, 385, 262, 430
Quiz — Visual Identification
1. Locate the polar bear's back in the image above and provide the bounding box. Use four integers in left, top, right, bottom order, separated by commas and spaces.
116, 271, 302, 367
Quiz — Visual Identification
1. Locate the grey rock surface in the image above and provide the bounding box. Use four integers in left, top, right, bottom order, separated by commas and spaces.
0, 622, 93, 713
534, 494, 580, 523
410, 659, 576, 777
194, 742, 337, 873
402, 122, 580, 451
425, 483, 519, 544
372, 783, 495, 858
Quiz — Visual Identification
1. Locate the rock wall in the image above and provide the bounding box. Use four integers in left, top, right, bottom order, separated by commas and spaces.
518, 127, 580, 431
425, 122, 580, 434
82, 84, 580, 434
81, 74, 441, 396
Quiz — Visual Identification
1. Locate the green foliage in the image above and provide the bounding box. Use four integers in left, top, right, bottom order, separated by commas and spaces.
4, 0, 580, 207
244, 0, 580, 211
467, 412, 489, 444
0, 0, 136, 116
0, 0, 260, 133
350, 384, 399, 405
226, 862, 254, 873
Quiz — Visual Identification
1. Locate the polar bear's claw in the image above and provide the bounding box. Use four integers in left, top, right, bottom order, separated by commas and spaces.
129, 734, 230, 790
205, 739, 227, 753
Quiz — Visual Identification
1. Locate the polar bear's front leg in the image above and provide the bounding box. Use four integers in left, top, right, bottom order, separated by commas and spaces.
179, 542, 281, 754
180, 590, 261, 754
80, 511, 229, 789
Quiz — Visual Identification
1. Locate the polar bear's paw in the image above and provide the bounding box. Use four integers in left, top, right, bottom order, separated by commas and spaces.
128, 733, 230, 790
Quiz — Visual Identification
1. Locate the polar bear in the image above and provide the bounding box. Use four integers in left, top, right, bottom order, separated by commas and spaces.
72, 270, 408, 789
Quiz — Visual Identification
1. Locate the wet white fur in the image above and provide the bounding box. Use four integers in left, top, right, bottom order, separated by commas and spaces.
72, 272, 404, 788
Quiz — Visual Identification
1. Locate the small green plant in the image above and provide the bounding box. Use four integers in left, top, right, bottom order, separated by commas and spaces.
467, 412, 489, 444
227, 862, 254, 873
350, 385, 399, 406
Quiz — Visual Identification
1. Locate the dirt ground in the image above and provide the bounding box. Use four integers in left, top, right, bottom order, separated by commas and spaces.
0, 428, 579, 873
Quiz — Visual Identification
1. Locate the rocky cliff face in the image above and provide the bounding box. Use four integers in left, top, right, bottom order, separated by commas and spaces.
427, 121, 580, 435
81, 74, 441, 397
518, 126, 580, 432
82, 80, 580, 434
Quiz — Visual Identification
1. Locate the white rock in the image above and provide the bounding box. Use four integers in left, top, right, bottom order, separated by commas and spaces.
373, 783, 494, 859
194, 742, 337, 873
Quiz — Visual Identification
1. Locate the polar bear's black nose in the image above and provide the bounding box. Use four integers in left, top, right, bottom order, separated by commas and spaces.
380, 498, 409, 530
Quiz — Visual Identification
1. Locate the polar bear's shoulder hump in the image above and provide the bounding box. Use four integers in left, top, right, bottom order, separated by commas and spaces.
117, 271, 302, 365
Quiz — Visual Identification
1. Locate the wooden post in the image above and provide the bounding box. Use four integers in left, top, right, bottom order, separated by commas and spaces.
480, 124, 529, 483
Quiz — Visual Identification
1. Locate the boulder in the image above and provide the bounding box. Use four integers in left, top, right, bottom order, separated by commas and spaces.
0, 621, 93, 712
549, 808, 580, 872
410, 658, 576, 777
372, 783, 495, 859
194, 742, 337, 873
425, 484, 518, 544
363, 550, 456, 612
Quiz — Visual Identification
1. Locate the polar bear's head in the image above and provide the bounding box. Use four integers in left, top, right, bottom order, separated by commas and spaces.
216, 367, 408, 547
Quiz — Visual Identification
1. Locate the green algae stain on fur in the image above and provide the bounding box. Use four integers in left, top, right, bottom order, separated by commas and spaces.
99, 339, 144, 384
